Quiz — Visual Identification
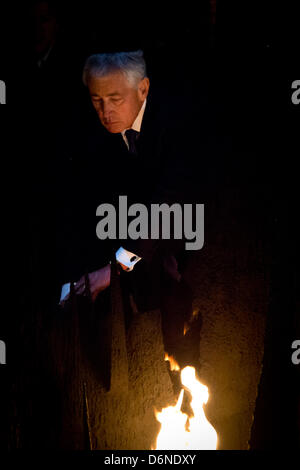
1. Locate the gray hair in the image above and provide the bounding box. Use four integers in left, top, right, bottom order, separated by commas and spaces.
82, 50, 147, 88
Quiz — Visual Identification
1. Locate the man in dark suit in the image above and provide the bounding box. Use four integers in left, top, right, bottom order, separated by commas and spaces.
55, 49, 221, 361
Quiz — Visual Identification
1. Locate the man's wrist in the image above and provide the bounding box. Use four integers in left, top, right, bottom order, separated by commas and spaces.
115, 247, 142, 271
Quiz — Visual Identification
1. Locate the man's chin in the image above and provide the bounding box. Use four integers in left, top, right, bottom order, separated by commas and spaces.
104, 123, 124, 133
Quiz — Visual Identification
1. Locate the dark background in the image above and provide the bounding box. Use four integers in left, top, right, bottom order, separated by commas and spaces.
0, 0, 299, 450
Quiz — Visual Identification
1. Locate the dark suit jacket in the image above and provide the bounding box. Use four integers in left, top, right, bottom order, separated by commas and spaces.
50, 83, 227, 310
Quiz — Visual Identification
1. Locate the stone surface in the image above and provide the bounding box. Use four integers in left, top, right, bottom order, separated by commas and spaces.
27, 186, 270, 450
183, 186, 270, 449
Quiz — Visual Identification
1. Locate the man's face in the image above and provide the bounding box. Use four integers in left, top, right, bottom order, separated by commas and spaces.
87, 72, 150, 133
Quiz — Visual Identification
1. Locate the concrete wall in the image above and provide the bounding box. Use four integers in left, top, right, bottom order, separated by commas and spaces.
32, 182, 270, 450
183, 186, 270, 449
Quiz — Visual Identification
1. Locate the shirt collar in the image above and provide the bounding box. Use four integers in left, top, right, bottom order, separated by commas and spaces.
121, 99, 147, 138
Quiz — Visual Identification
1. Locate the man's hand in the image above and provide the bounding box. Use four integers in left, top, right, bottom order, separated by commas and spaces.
60, 264, 111, 305
118, 262, 132, 272
75, 264, 111, 301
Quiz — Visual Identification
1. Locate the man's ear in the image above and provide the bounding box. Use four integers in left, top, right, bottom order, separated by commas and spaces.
138, 77, 150, 100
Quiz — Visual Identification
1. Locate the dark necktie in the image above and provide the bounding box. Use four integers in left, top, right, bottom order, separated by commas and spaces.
125, 129, 139, 156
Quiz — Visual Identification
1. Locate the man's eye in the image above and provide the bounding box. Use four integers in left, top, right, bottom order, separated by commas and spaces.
112, 98, 122, 103
92, 100, 102, 107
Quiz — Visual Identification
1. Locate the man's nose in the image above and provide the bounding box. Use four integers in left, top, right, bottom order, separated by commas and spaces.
102, 102, 113, 120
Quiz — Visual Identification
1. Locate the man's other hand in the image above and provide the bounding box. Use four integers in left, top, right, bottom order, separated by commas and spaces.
60, 264, 111, 305
118, 262, 132, 272
75, 264, 111, 301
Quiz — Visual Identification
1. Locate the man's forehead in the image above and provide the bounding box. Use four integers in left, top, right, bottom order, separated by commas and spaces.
88, 72, 131, 95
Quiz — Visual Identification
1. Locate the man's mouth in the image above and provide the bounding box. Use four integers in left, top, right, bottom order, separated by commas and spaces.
105, 121, 119, 126
104, 122, 123, 133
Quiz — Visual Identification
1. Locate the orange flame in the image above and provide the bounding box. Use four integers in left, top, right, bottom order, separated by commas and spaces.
192, 308, 200, 319
154, 366, 218, 450
183, 322, 190, 336
184, 309, 200, 336
164, 353, 180, 371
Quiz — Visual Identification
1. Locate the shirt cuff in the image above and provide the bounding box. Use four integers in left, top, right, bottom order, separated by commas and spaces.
60, 282, 70, 303
115, 247, 142, 271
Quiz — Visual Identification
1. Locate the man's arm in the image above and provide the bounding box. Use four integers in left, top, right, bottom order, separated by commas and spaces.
59, 247, 141, 304
59, 262, 111, 304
